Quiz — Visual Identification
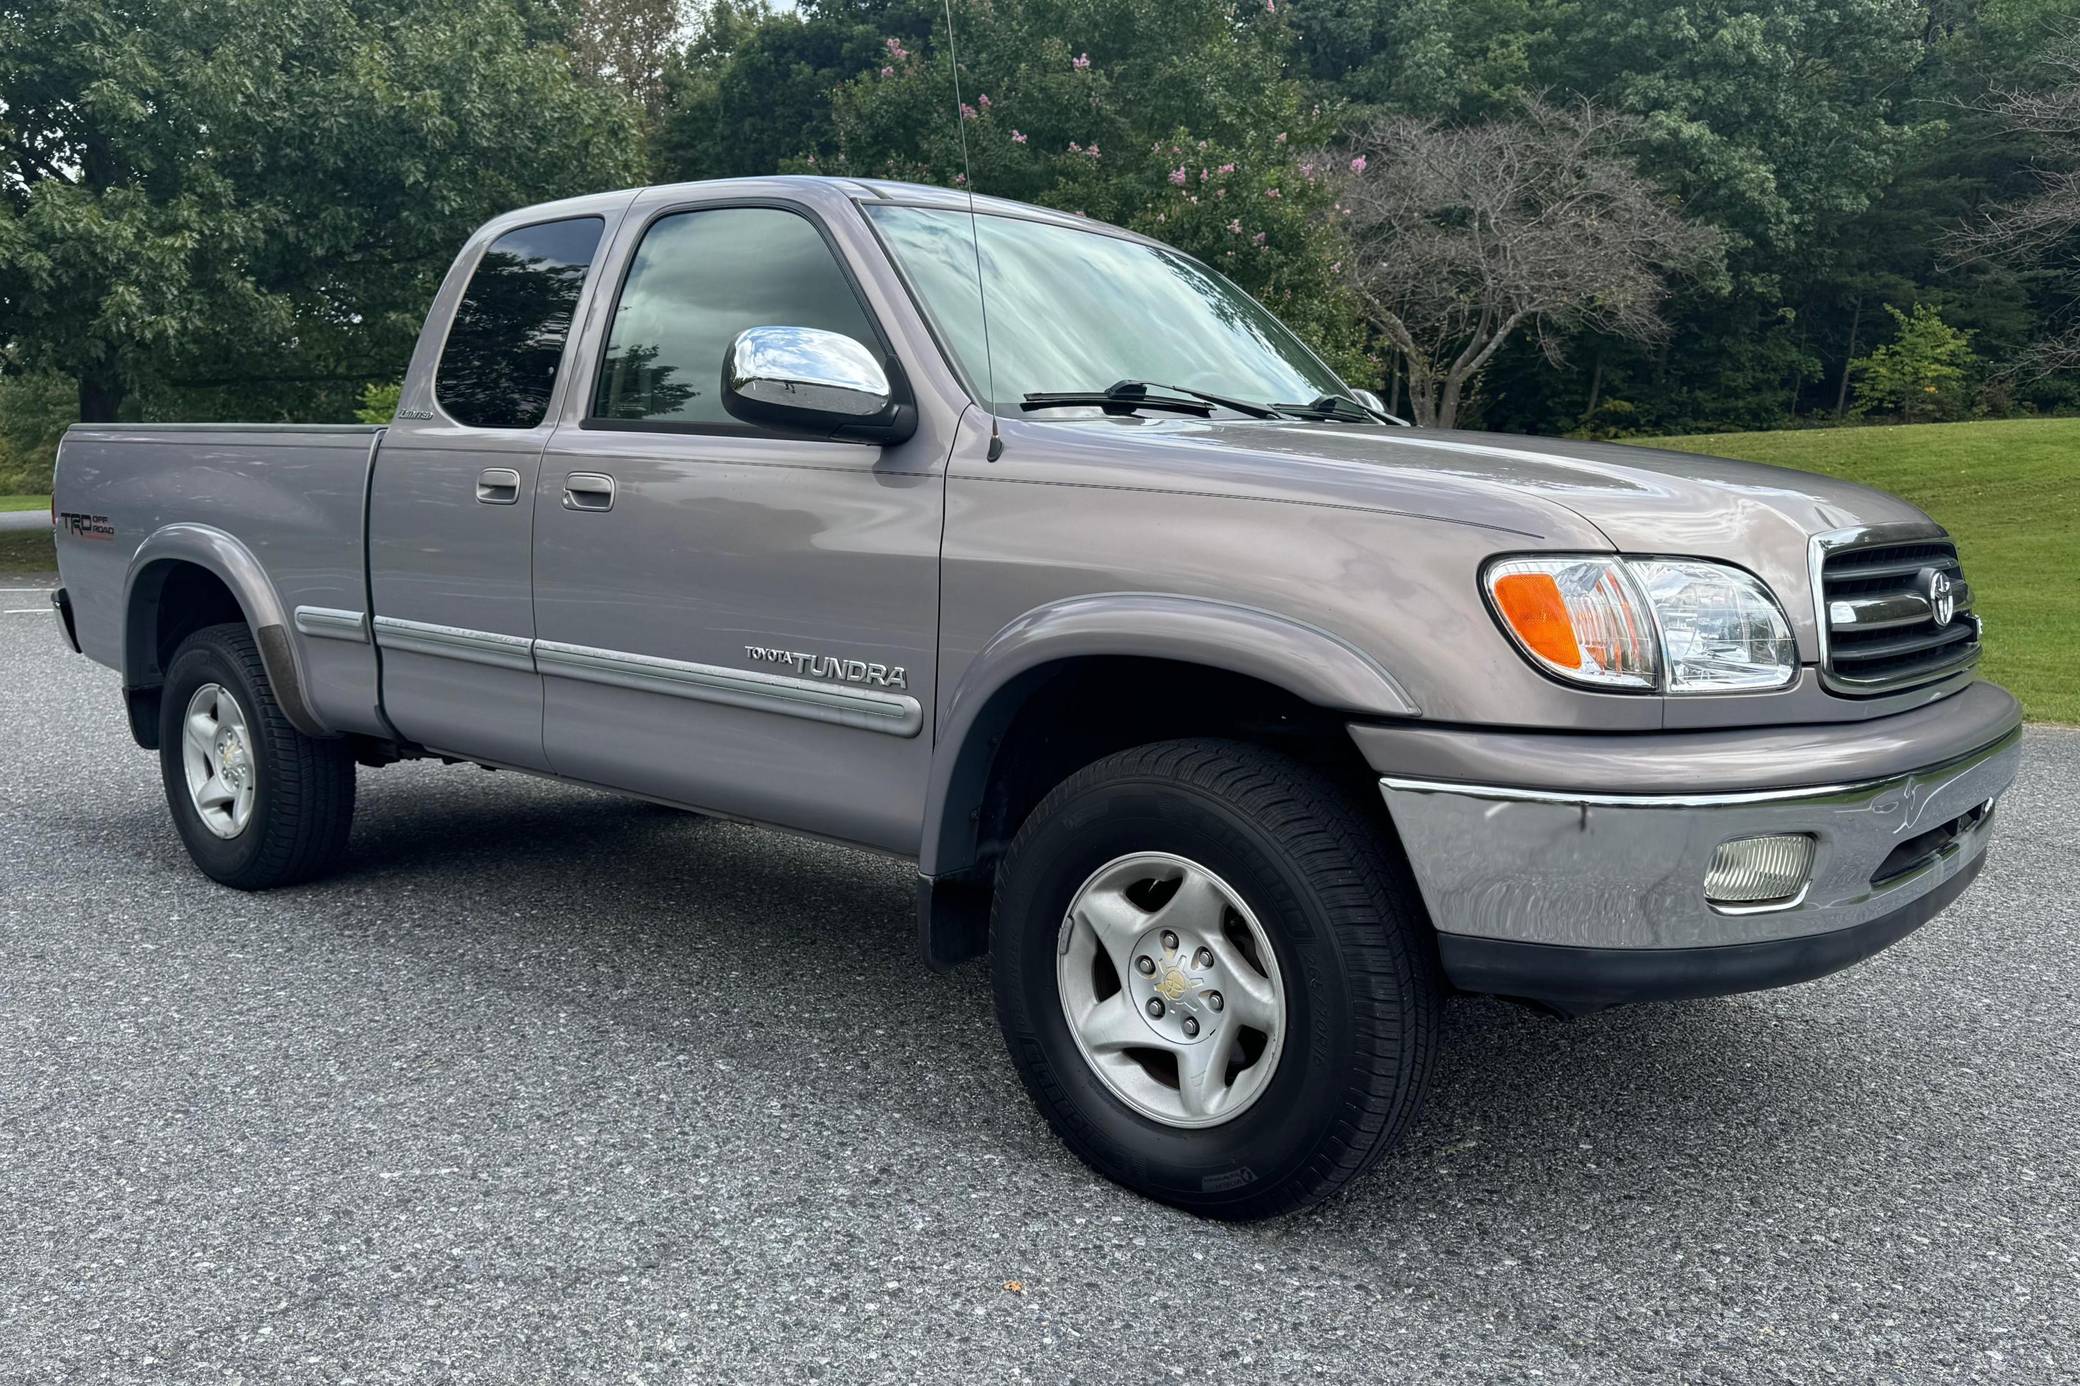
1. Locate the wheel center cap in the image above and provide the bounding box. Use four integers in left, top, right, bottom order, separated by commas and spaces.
217, 731, 247, 786
1130, 927, 1220, 1044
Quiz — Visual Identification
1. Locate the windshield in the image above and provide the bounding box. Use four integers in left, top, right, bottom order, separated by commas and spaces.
866, 205, 1349, 416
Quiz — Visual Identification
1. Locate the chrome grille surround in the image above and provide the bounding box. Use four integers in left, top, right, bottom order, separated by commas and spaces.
1810, 523, 1982, 696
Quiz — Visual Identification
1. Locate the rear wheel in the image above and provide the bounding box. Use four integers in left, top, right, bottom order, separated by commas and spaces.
991, 738, 1440, 1219
158, 623, 355, 889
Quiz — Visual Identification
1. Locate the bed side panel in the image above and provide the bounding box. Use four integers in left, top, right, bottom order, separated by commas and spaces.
53, 425, 385, 737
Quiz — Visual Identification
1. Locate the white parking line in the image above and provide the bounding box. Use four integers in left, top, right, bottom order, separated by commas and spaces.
6, 608, 53, 614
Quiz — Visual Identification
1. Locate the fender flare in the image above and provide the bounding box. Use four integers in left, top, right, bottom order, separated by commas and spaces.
919, 592, 1419, 878
122, 523, 330, 739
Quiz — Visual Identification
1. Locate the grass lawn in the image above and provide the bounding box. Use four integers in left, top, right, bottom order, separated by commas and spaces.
0, 493, 50, 512
1643, 418, 2078, 724
0, 529, 55, 580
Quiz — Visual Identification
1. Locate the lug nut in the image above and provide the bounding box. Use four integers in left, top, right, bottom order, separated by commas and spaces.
1207, 991, 1224, 1012
1160, 930, 1178, 952
1194, 947, 1214, 969
1146, 997, 1165, 1019
1135, 955, 1156, 975
1182, 1016, 1200, 1038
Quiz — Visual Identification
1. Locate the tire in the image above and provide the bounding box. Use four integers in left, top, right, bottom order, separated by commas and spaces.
991, 738, 1440, 1220
158, 622, 355, 889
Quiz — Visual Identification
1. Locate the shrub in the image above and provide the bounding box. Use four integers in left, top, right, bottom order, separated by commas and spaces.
1851, 304, 1976, 422
354, 382, 403, 424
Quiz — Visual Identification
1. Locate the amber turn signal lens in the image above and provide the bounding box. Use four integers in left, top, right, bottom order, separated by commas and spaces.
1490, 572, 1582, 670
1483, 556, 1659, 689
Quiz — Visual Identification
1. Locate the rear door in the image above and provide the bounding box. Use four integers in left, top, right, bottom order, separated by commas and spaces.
529, 194, 951, 852
367, 213, 613, 768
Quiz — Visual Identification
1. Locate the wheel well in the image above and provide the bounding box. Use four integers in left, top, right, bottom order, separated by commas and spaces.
148, 564, 246, 676
943, 657, 1374, 885
122, 561, 247, 748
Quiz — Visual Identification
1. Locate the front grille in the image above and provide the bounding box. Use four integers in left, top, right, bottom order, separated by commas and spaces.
1817, 531, 1981, 695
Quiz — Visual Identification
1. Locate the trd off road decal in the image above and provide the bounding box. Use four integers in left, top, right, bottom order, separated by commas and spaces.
58, 512, 115, 542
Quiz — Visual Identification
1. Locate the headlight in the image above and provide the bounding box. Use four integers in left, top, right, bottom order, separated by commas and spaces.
1626, 559, 1798, 692
1484, 555, 1796, 694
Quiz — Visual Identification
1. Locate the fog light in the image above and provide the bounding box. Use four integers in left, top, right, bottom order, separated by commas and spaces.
1704, 833, 1815, 906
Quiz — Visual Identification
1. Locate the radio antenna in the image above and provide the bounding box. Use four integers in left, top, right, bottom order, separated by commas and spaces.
941, 0, 1003, 460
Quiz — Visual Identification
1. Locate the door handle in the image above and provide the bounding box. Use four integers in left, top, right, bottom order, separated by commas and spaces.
562, 472, 616, 512
475, 467, 521, 505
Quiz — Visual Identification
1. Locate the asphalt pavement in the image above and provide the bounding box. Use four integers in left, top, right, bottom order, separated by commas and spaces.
3, 583, 2076, 1383
0, 510, 49, 534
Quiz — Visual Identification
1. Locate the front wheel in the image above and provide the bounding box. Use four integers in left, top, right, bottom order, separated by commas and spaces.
991, 739, 1440, 1220
158, 623, 356, 889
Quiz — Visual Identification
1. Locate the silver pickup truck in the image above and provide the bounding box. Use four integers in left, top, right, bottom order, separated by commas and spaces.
51, 176, 2021, 1219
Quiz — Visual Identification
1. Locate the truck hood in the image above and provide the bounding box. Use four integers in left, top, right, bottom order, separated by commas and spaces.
1035, 418, 1939, 642
1348, 426, 1934, 550
1299, 427, 1938, 641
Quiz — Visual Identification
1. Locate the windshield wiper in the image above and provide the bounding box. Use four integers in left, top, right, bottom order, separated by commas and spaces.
1022, 379, 1282, 420
1271, 394, 1387, 423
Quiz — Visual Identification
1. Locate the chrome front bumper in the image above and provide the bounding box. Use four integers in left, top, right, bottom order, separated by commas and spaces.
1378, 724, 2022, 957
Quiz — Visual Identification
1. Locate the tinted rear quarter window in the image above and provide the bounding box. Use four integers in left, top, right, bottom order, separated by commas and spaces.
591, 206, 878, 426
437, 216, 605, 429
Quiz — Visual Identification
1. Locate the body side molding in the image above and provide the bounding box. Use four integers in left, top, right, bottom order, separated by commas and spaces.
294, 606, 370, 643
371, 614, 535, 672
358, 617, 927, 737
534, 639, 923, 737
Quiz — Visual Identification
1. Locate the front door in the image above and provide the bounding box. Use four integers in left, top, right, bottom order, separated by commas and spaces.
531, 198, 948, 853
368, 213, 612, 769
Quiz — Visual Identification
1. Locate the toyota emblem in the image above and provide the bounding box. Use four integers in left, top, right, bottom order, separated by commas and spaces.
1919, 567, 1956, 626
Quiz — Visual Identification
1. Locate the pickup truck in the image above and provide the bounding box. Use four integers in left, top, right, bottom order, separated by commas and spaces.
51, 176, 2022, 1219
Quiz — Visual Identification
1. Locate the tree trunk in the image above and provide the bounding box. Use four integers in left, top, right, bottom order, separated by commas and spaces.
1436, 373, 1463, 430
1407, 361, 1441, 427
1391, 350, 1438, 426
1835, 297, 1862, 418
1585, 350, 1605, 422
1387, 359, 1402, 417
79, 357, 127, 423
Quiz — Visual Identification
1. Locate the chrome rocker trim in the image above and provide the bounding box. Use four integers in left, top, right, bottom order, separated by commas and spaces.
1379, 726, 2021, 952
292, 605, 370, 644
533, 639, 923, 738
357, 613, 922, 736
371, 615, 535, 672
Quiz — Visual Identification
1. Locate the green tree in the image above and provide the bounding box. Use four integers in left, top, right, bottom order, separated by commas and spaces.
0, 0, 644, 423
0, 370, 74, 492
1952, 20, 2080, 380
1850, 303, 1976, 420
655, 1, 939, 181
814, 0, 1368, 374
1300, 0, 1969, 433
352, 381, 403, 425
570, 0, 686, 117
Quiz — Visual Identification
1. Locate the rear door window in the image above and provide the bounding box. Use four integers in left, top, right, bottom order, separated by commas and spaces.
436, 216, 605, 429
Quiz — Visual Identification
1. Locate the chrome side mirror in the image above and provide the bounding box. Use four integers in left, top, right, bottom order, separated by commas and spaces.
721, 325, 914, 443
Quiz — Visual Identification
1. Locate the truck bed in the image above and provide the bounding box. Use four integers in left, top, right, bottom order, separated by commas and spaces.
53, 423, 387, 739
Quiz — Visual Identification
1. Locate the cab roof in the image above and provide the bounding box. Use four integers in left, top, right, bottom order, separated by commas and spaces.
492, 175, 1158, 248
